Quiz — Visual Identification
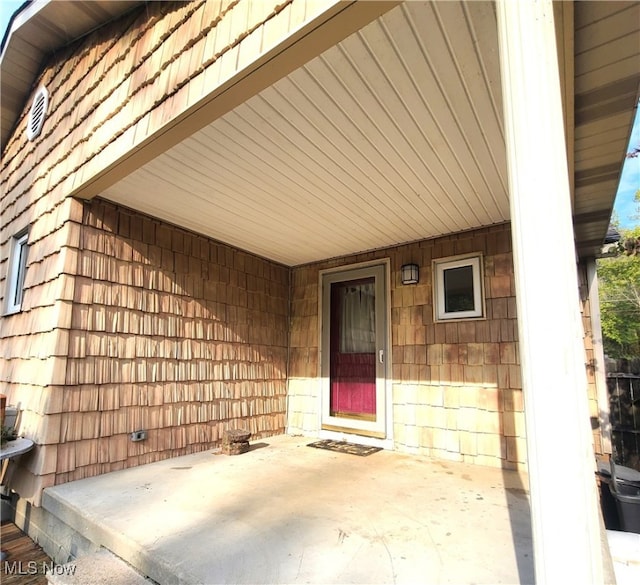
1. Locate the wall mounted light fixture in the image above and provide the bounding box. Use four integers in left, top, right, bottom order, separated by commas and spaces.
401, 263, 419, 285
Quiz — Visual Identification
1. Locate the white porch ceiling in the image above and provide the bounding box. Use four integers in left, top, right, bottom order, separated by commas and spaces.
99, 0, 640, 266
102, 1, 508, 266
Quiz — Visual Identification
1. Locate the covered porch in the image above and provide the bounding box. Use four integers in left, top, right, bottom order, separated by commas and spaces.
20, 434, 536, 584
2, 1, 638, 583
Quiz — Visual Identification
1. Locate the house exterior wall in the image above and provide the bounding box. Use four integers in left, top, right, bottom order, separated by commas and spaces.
1, 0, 349, 207
0, 0, 608, 503
0, 0, 324, 504
2, 200, 606, 500
1, 66, 83, 500
288, 223, 527, 470
0, 196, 78, 500
578, 261, 606, 457
5, 198, 289, 503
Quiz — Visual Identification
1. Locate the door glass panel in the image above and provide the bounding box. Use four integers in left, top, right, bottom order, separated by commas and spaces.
337, 281, 375, 353
330, 278, 376, 419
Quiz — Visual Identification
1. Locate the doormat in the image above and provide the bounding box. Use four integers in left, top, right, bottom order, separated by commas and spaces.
307, 439, 382, 457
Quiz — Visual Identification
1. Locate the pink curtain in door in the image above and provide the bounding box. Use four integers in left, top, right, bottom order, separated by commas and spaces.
331, 281, 376, 417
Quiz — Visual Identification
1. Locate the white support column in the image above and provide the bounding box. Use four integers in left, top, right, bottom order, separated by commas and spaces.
496, 2, 605, 583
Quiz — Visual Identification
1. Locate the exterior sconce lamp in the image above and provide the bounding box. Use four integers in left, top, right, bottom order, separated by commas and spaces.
401, 263, 419, 285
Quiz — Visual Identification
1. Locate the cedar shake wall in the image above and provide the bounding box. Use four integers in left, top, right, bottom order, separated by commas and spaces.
1, 0, 320, 503
578, 261, 605, 457
1, 102, 84, 501
0, 0, 326, 211
0, 199, 80, 502
288, 224, 527, 470
63, 198, 288, 475
9, 198, 289, 499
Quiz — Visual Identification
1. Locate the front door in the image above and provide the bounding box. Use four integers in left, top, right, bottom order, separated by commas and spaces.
321, 264, 387, 438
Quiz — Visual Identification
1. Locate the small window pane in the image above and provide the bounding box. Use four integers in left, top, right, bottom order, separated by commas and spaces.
5, 231, 29, 314
14, 240, 28, 306
443, 265, 475, 313
433, 254, 485, 321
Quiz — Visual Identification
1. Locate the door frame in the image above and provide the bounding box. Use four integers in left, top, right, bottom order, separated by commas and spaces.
318, 259, 392, 443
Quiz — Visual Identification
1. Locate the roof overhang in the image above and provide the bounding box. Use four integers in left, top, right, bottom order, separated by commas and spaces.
1, 1, 638, 264
0, 0, 144, 150
571, 1, 639, 258
99, 1, 510, 266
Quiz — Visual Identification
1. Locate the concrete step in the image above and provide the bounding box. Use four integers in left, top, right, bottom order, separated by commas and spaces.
34, 486, 174, 585
607, 530, 640, 585
46, 548, 154, 585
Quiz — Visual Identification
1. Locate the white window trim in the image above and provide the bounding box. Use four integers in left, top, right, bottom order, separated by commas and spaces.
433, 253, 485, 321
5, 231, 29, 315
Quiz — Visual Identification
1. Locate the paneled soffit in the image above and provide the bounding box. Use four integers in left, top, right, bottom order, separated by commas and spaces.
0, 0, 144, 150
2, 1, 638, 264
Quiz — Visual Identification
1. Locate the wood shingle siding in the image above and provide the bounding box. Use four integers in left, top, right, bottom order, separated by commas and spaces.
50, 198, 288, 484
577, 262, 606, 456
287, 226, 607, 468
1, 0, 312, 223
288, 224, 529, 469
1, 0, 310, 502
5, 198, 288, 501
0, 0, 609, 506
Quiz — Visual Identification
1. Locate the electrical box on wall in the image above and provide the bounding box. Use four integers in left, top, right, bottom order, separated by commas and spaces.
130, 430, 147, 442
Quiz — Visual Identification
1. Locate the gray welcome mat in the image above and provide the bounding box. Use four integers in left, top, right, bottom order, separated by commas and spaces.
307, 439, 382, 457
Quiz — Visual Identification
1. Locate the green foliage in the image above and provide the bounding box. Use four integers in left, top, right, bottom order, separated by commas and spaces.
597, 225, 640, 358
0, 424, 17, 446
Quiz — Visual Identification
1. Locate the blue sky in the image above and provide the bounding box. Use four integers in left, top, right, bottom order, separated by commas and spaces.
0, 0, 23, 42
1, 2, 638, 228
616, 105, 640, 229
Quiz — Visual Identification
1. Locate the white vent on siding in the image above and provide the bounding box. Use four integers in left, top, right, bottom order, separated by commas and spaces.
26, 86, 49, 141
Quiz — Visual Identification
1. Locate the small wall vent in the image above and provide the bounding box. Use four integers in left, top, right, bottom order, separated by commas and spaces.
27, 86, 49, 141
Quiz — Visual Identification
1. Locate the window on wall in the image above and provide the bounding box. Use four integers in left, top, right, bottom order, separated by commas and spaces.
5, 231, 29, 314
434, 254, 485, 321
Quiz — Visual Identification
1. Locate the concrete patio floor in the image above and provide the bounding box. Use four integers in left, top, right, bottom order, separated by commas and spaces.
36, 435, 535, 584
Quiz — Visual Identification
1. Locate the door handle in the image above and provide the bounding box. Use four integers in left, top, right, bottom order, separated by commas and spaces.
379, 349, 384, 364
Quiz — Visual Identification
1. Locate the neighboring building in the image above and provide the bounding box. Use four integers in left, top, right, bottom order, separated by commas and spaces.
1, 1, 638, 581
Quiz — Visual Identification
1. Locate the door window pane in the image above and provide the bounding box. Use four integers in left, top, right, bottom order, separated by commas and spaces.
335, 280, 376, 353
